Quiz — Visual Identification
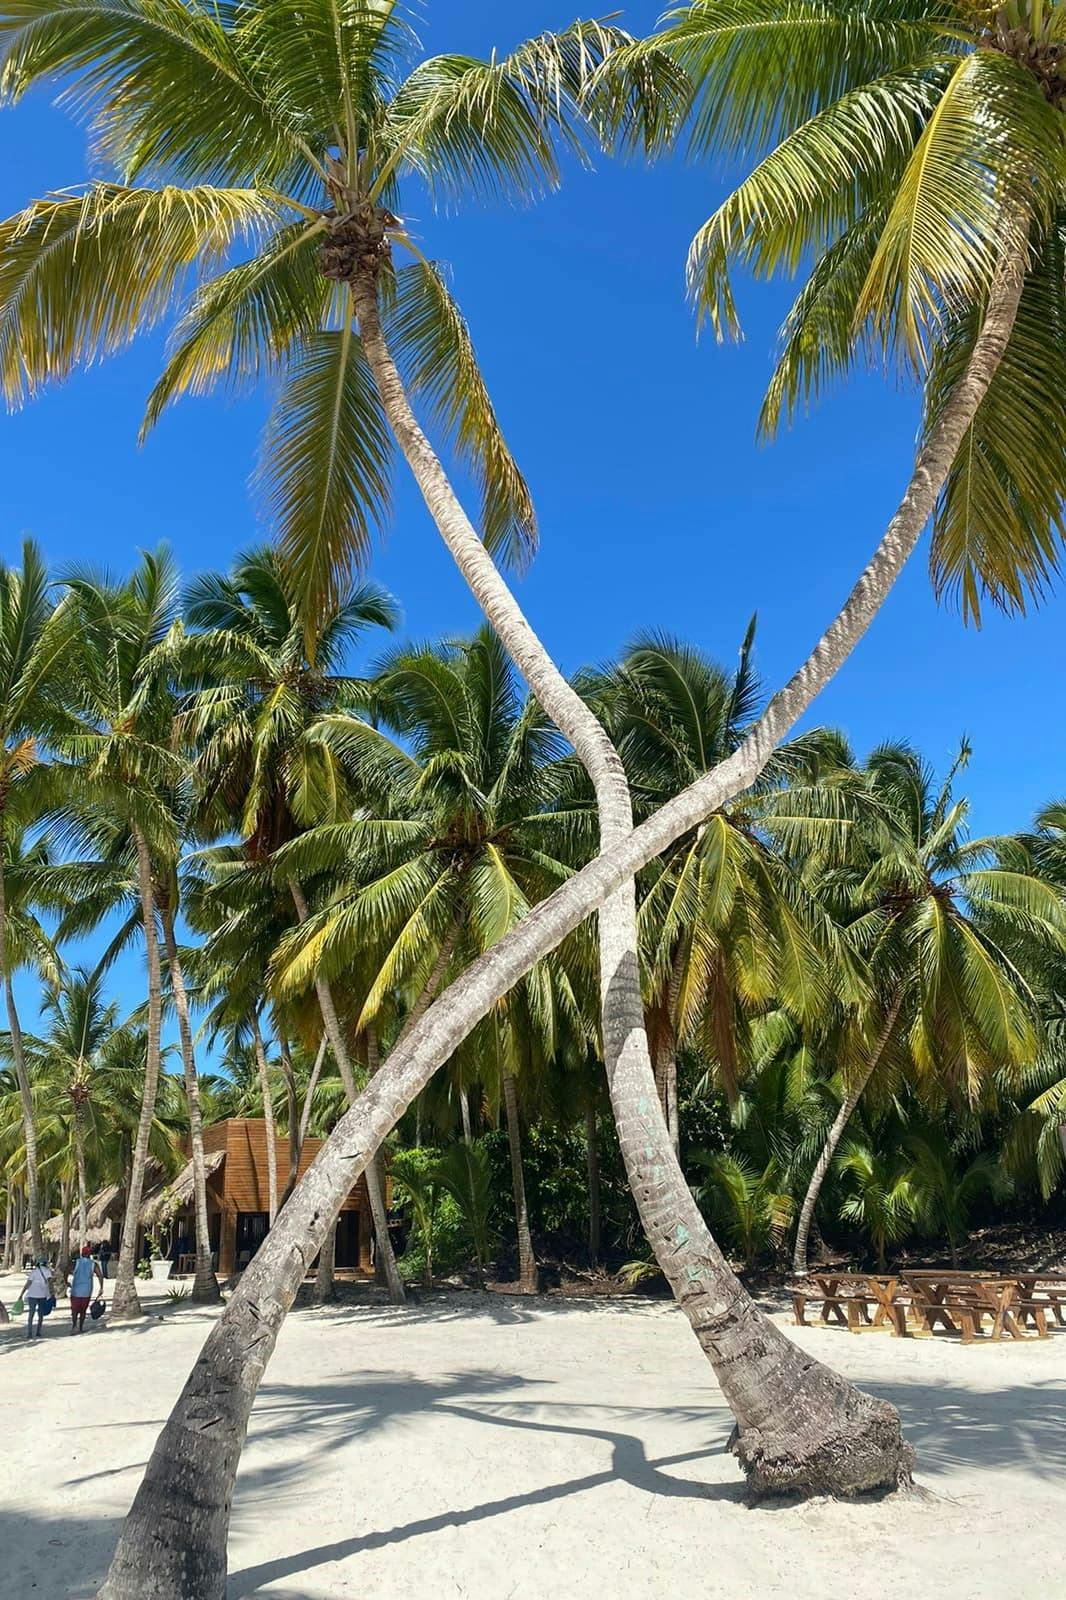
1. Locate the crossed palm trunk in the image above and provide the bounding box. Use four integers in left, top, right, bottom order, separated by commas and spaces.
347, 248, 910, 1489
96, 228, 1026, 1600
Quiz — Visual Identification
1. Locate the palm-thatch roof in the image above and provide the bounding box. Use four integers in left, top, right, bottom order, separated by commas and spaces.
140, 1150, 225, 1227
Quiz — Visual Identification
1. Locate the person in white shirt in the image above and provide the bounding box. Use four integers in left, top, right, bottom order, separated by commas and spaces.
21, 1256, 54, 1340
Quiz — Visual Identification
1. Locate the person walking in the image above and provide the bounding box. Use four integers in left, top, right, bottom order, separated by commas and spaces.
68, 1243, 104, 1334
21, 1256, 55, 1340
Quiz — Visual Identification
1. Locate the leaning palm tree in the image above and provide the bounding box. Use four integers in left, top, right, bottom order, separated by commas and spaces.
791, 742, 1066, 1273
0, 541, 71, 1258
4, 10, 912, 1573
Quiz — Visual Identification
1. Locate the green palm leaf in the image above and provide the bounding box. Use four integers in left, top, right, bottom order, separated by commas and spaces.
263, 314, 392, 615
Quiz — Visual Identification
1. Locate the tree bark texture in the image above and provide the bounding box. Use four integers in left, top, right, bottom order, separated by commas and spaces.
0, 846, 43, 1260
109, 825, 165, 1322
250, 1013, 278, 1225
502, 1070, 536, 1293
161, 905, 220, 1303
288, 877, 404, 1304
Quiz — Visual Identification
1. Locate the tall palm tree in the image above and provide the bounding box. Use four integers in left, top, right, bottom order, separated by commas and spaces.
33, 967, 117, 1239
0, 541, 71, 1258
0, 2, 690, 1467
174, 546, 402, 1295
54, 550, 185, 1319
791, 743, 1066, 1273
643, 0, 1066, 620
272, 629, 582, 1292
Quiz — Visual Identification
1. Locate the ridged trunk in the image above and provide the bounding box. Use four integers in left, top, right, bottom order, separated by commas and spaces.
0, 845, 43, 1260
97, 234, 1026, 1600
58, 1176, 72, 1288
250, 1014, 278, 1225
160, 905, 220, 1304
74, 1101, 88, 1240
109, 824, 165, 1322
502, 1070, 536, 1293
288, 877, 404, 1304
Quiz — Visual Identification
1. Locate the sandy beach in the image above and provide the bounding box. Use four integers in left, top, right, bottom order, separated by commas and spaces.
1, 1273, 1062, 1600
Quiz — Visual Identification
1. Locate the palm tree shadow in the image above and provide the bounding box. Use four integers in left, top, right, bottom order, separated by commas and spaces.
226, 1396, 735, 1597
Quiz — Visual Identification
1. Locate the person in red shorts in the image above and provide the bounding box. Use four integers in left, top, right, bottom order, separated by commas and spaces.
67, 1243, 104, 1333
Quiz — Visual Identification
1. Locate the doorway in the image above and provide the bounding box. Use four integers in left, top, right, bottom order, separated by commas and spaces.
335, 1210, 360, 1270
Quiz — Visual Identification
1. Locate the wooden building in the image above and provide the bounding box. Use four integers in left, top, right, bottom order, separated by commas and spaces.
150, 1119, 374, 1277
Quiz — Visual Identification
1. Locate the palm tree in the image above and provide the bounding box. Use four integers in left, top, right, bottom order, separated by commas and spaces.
646, 0, 1066, 620
273, 629, 581, 1293
33, 967, 117, 1239
54, 551, 185, 1319
0, 541, 71, 1258
837, 1143, 914, 1271
0, 8, 706, 1505
174, 546, 402, 1293
791, 743, 1065, 1274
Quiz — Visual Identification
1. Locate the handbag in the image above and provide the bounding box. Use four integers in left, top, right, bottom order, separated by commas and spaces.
11, 1297, 24, 1317
90, 1297, 105, 1321
43, 1295, 56, 1316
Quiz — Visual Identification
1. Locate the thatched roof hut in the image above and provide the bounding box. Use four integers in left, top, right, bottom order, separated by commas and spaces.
140, 1150, 225, 1227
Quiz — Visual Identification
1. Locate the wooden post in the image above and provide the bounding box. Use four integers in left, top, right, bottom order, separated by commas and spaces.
219, 1209, 237, 1278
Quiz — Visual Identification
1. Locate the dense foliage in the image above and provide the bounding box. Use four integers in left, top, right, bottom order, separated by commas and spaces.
2, 541, 1064, 1283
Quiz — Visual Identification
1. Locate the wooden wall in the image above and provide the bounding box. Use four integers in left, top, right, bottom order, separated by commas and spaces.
201, 1119, 370, 1214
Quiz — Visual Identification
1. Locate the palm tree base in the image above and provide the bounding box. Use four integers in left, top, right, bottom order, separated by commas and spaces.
190, 1266, 222, 1304
731, 1395, 914, 1499
109, 1282, 144, 1321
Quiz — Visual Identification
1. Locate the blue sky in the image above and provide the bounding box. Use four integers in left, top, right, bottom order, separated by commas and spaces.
3, 0, 1064, 1041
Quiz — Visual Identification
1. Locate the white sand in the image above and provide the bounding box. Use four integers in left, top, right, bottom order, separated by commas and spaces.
1, 1271, 1062, 1600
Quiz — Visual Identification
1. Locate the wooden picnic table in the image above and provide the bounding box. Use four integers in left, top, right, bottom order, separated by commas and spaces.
794, 1268, 1065, 1343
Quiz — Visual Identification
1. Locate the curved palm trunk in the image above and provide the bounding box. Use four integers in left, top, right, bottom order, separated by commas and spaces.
160, 905, 220, 1304
110, 825, 165, 1322
0, 848, 43, 1261
502, 1070, 536, 1293
793, 994, 904, 1277
73, 1101, 89, 1240
98, 247, 1025, 1599
585, 1102, 601, 1264
349, 259, 910, 1492
250, 1014, 278, 1225
288, 877, 404, 1304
